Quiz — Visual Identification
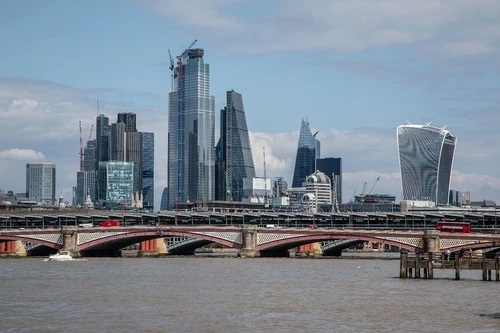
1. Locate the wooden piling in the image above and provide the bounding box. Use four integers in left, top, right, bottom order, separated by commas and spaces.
400, 252, 408, 278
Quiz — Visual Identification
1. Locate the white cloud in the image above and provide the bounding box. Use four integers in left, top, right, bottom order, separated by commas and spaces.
0, 148, 46, 161
142, 0, 500, 57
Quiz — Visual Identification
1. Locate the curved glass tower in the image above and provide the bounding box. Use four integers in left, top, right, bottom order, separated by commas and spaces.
292, 119, 320, 188
397, 124, 456, 205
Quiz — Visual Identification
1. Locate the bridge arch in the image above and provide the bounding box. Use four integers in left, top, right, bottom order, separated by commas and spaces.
257, 234, 422, 256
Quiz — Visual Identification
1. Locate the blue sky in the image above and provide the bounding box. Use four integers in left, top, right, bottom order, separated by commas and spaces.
1, 0, 500, 208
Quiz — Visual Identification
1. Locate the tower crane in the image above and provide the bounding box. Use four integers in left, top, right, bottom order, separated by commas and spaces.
368, 176, 381, 194
88, 124, 94, 142
168, 49, 174, 71
176, 39, 197, 81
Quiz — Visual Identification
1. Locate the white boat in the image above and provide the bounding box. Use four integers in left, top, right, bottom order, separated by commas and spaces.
47, 250, 73, 261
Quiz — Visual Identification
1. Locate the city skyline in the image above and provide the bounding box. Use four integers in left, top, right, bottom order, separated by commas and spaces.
0, 1, 499, 208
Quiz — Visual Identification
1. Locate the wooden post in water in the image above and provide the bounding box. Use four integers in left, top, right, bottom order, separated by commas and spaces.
495, 256, 499, 281
415, 254, 420, 279
455, 253, 460, 280
400, 252, 408, 278
482, 255, 487, 281
427, 254, 433, 279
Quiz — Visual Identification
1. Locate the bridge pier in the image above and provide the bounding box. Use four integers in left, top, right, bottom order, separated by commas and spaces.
238, 225, 260, 258
0, 240, 26, 257
62, 226, 80, 257
138, 238, 168, 257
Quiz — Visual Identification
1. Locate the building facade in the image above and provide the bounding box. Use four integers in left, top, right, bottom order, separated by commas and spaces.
168, 47, 215, 208
292, 119, 320, 188
98, 161, 135, 208
302, 171, 332, 213
215, 90, 255, 201
316, 157, 342, 205
26, 162, 56, 205
397, 124, 457, 206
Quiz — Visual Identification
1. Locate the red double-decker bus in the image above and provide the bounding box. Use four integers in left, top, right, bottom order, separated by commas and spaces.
435, 221, 471, 233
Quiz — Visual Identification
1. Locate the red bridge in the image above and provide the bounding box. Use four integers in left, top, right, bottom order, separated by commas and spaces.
1, 226, 499, 258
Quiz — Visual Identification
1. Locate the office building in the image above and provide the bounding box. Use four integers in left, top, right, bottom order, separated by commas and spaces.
302, 171, 332, 213
26, 162, 56, 205
141, 132, 154, 210
168, 47, 215, 208
215, 90, 255, 201
397, 124, 456, 205
292, 119, 320, 188
98, 161, 135, 208
316, 157, 342, 204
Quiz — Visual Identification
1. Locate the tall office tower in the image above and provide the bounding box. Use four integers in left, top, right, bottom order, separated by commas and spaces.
292, 119, 320, 188
117, 112, 137, 132
141, 132, 154, 210
397, 124, 456, 205
110, 122, 126, 161
26, 162, 56, 205
316, 157, 343, 205
215, 90, 255, 201
96, 114, 110, 167
84, 140, 96, 172
168, 47, 215, 209
98, 161, 134, 208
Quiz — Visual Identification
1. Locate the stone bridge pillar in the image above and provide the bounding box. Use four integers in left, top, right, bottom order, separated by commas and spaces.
239, 225, 260, 258
61, 226, 80, 257
423, 230, 440, 255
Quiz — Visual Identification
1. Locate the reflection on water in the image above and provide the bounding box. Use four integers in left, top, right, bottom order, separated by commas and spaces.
0, 256, 499, 333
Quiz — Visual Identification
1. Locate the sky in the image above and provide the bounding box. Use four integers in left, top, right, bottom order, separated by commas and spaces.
1, 0, 500, 209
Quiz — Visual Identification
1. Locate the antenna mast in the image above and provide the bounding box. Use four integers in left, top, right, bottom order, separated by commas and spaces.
79, 121, 84, 171
263, 146, 268, 205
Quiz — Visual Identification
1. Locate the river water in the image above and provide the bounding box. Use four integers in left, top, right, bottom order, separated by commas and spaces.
1, 255, 499, 333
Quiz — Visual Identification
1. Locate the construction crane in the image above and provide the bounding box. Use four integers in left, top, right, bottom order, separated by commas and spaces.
88, 124, 94, 142
176, 39, 197, 81
79, 121, 84, 171
368, 176, 381, 194
359, 182, 368, 197
168, 49, 174, 71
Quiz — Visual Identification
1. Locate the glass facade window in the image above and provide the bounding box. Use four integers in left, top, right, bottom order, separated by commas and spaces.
397, 124, 457, 205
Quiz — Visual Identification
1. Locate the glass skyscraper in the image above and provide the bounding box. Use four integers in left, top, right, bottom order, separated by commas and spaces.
397, 124, 457, 205
215, 90, 255, 201
141, 132, 154, 210
26, 162, 56, 205
168, 47, 215, 208
98, 161, 134, 208
292, 119, 320, 188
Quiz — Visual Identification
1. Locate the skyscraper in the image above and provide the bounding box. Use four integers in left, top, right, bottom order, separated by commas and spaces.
316, 157, 343, 205
292, 119, 320, 188
141, 132, 154, 210
26, 162, 56, 205
397, 124, 456, 205
168, 47, 215, 208
215, 90, 255, 201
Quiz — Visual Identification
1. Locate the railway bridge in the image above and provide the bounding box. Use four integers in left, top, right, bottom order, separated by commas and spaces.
1, 226, 499, 258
